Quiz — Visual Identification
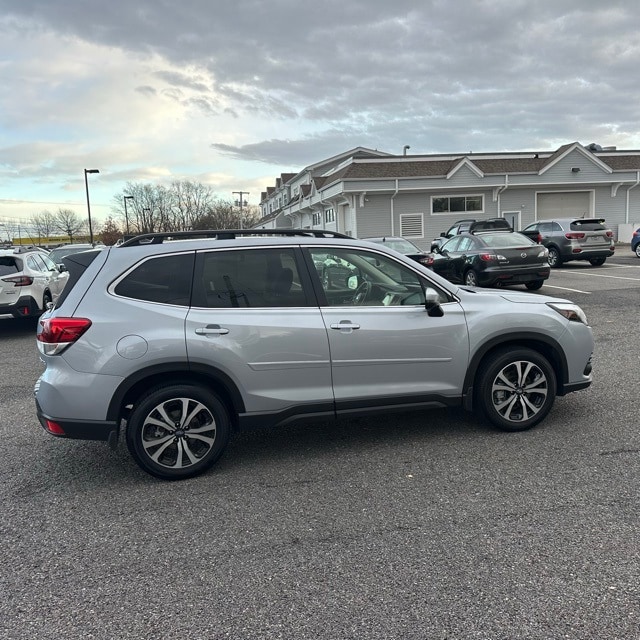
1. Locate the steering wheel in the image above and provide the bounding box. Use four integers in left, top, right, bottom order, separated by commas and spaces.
352, 280, 371, 305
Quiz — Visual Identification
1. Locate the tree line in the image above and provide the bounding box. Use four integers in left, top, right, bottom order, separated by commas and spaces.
16, 180, 261, 246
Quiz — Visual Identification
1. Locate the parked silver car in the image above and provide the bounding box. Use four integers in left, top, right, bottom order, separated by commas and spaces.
520, 218, 615, 267
35, 230, 594, 480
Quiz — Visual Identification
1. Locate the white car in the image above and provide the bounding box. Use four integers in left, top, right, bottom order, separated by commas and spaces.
0, 247, 68, 318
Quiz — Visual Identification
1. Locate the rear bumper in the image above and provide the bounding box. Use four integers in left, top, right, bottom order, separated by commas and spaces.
0, 295, 37, 317
478, 268, 550, 286
36, 398, 118, 442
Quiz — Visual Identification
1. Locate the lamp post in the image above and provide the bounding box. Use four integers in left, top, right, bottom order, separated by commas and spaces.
123, 195, 134, 235
232, 191, 249, 229
84, 169, 99, 245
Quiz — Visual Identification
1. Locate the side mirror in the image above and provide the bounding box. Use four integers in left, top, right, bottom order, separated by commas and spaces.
440, 232, 446, 238
57, 263, 67, 272
424, 287, 444, 317
430, 244, 440, 253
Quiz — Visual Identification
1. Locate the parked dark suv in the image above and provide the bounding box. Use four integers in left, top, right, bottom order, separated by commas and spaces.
35, 229, 594, 480
432, 218, 512, 250
520, 218, 615, 267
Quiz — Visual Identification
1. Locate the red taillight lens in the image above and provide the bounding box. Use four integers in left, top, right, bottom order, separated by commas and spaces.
606, 231, 613, 238
45, 420, 66, 436
2, 275, 33, 286
37, 317, 92, 347
633, 231, 640, 238
565, 232, 585, 239
479, 253, 495, 262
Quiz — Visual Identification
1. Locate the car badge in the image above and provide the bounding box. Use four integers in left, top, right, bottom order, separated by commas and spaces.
521, 252, 527, 258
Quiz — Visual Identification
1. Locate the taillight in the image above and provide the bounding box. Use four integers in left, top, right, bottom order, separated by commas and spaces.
605, 231, 613, 238
37, 317, 92, 355
1, 275, 33, 286
423, 255, 435, 266
565, 232, 585, 239
633, 230, 640, 238
479, 253, 496, 262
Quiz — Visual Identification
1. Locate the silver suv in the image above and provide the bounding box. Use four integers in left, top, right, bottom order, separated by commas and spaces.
35, 230, 594, 480
520, 218, 615, 267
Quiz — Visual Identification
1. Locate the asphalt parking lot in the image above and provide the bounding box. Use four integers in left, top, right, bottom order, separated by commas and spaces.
1, 252, 638, 639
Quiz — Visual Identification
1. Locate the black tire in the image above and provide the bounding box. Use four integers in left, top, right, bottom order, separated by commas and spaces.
547, 246, 562, 267
588, 257, 606, 266
525, 280, 544, 291
476, 347, 556, 431
126, 384, 231, 480
41, 291, 52, 314
464, 269, 479, 287
635, 244, 640, 258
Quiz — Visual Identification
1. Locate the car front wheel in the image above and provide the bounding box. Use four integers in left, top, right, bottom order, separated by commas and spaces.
635, 244, 640, 258
126, 384, 231, 480
476, 347, 556, 431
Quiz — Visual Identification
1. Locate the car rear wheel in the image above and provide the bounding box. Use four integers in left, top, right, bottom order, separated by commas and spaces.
588, 257, 606, 266
525, 280, 544, 290
464, 269, 479, 287
547, 247, 562, 267
41, 291, 52, 313
635, 244, 640, 258
126, 384, 231, 480
476, 347, 556, 431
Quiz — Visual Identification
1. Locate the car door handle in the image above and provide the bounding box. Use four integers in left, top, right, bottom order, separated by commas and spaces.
330, 321, 360, 331
195, 324, 229, 336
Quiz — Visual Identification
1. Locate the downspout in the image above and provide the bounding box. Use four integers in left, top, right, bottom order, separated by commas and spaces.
626, 171, 640, 224
390, 179, 399, 236
496, 174, 509, 215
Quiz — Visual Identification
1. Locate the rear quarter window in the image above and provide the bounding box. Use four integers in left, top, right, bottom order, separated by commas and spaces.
114, 253, 195, 306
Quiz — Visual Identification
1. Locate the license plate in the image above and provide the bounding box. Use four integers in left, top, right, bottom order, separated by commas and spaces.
587, 236, 603, 243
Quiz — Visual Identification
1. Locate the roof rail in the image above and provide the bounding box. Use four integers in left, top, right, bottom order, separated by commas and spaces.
120, 228, 351, 247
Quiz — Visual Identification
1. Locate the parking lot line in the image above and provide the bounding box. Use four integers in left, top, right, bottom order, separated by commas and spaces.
543, 284, 591, 294
559, 271, 640, 282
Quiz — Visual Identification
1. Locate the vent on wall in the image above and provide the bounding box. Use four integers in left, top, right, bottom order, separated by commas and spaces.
400, 214, 424, 238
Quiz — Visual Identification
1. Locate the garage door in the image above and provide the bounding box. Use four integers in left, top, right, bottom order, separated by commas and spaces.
537, 192, 591, 220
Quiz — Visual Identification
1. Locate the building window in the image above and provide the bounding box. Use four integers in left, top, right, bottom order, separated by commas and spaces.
432, 195, 483, 214
312, 212, 322, 226
324, 208, 335, 223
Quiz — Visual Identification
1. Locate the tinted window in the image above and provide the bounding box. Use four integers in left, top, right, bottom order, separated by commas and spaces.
114, 253, 194, 305
570, 220, 607, 231
0, 257, 19, 276
193, 248, 308, 308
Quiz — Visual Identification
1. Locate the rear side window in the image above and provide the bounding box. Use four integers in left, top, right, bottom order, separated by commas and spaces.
193, 247, 309, 308
0, 257, 19, 276
114, 253, 194, 306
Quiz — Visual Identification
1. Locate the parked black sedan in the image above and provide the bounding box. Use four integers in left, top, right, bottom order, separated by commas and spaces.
425, 231, 551, 289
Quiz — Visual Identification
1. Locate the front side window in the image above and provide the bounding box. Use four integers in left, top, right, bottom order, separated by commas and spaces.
309, 247, 431, 307
114, 253, 194, 305
194, 248, 308, 308
432, 195, 484, 214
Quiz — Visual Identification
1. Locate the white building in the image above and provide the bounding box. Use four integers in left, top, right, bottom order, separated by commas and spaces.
257, 142, 640, 246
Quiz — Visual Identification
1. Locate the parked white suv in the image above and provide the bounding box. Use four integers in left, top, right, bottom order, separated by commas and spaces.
35, 230, 594, 480
0, 246, 68, 318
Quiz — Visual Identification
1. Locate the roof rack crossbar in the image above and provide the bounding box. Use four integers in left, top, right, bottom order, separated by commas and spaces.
120, 228, 351, 247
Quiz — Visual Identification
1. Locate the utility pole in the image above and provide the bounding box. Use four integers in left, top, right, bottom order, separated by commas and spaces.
232, 191, 249, 229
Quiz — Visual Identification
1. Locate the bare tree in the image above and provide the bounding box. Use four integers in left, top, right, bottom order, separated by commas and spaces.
30, 210, 57, 243
54, 208, 85, 243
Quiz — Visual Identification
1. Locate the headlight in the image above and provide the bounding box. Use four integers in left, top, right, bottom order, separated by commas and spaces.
547, 302, 589, 325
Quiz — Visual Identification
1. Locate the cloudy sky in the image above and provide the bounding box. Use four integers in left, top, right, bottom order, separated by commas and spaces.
1, 0, 639, 226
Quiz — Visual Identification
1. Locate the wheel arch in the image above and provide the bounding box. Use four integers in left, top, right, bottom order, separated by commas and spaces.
463, 333, 568, 407
107, 363, 245, 429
